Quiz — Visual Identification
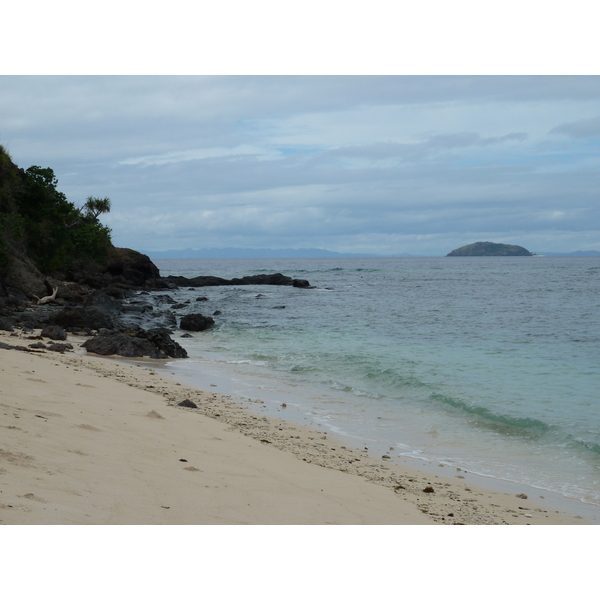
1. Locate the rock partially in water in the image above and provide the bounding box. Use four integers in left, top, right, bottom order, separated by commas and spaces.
154, 294, 177, 304
140, 328, 188, 358
180, 313, 215, 331
162, 272, 313, 288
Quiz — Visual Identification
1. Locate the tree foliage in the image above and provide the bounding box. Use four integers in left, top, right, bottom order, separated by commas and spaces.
0, 146, 113, 275
81, 196, 111, 221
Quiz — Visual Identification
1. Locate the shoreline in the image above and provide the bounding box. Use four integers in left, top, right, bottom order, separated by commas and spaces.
160, 351, 600, 523
0, 328, 594, 525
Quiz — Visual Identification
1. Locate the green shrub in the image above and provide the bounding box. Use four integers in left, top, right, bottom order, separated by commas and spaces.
0, 158, 113, 274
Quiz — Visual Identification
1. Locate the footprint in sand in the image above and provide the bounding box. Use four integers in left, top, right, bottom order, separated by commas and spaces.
23, 493, 47, 503
76, 424, 102, 432
0, 449, 35, 467
146, 410, 165, 419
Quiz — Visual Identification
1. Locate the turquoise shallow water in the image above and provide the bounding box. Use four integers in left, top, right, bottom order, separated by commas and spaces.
152, 256, 600, 512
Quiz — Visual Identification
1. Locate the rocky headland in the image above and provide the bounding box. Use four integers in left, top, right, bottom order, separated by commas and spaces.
0, 146, 312, 360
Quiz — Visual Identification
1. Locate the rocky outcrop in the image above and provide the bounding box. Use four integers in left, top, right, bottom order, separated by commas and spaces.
161, 272, 313, 288
0, 316, 17, 331
49, 290, 123, 331
81, 328, 188, 359
104, 247, 161, 287
2, 239, 57, 297
140, 328, 188, 358
180, 313, 215, 331
65, 248, 162, 290
446, 242, 533, 257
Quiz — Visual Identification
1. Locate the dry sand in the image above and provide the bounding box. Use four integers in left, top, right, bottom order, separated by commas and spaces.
0, 328, 592, 525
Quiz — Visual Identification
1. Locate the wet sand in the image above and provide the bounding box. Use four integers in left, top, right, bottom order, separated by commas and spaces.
0, 329, 591, 525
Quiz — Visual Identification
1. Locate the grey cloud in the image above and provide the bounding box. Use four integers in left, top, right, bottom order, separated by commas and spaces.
478, 132, 528, 145
549, 115, 600, 138
426, 132, 481, 149
2, 75, 600, 256
326, 131, 528, 162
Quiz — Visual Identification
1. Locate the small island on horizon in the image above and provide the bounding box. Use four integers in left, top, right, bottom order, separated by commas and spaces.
446, 241, 533, 257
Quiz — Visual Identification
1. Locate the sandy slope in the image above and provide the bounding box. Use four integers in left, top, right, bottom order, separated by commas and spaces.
0, 329, 590, 525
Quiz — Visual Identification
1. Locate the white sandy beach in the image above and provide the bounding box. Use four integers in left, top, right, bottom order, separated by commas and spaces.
0, 329, 591, 525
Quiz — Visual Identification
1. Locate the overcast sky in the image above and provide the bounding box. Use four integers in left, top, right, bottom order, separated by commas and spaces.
1, 75, 599, 255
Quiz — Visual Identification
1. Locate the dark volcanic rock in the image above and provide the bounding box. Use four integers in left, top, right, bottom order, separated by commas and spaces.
0, 317, 17, 331
180, 313, 215, 331
84, 290, 122, 323
67, 259, 112, 289
40, 325, 67, 341
292, 279, 311, 288
104, 247, 160, 287
155, 294, 177, 304
82, 331, 159, 358
151, 309, 177, 330
15, 312, 49, 330
82, 328, 187, 359
28, 341, 47, 349
233, 273, 292, 286
1, 240, 51, 297
139, 328, 188, 358
178, 399, 198, 408
50, 290, 122, 330
162, 272, 313, 288
47, 342, 73, 353
49, 307, 91, 330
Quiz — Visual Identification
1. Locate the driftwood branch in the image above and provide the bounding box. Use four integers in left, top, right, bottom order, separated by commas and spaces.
32, 287, 59, 305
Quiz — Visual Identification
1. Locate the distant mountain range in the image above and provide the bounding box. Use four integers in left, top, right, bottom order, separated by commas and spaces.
533, 250, 600, 256
143, 247, 416, 259
142, 247, 600, 259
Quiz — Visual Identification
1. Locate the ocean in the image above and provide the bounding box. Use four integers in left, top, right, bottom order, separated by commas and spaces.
151, 256, 600, 518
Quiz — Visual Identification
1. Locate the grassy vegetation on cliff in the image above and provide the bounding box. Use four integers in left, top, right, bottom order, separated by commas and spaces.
0, 145, 112, 275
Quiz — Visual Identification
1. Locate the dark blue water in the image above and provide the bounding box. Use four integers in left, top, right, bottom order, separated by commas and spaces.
152, 257, 600, 508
